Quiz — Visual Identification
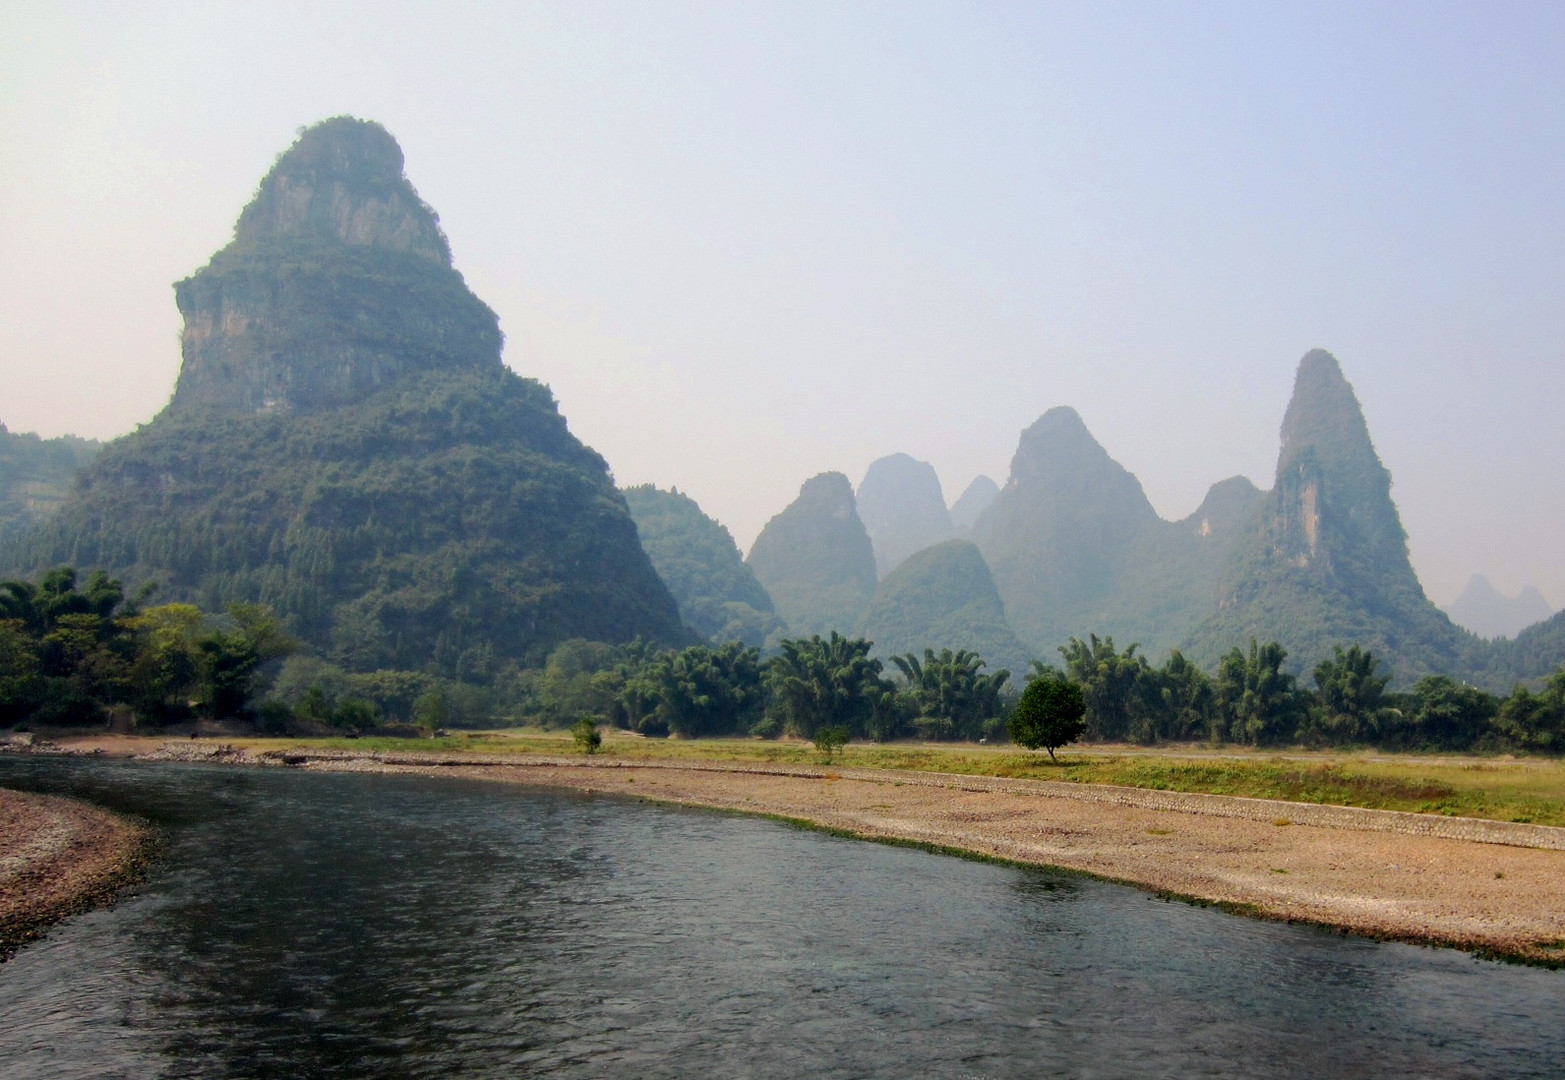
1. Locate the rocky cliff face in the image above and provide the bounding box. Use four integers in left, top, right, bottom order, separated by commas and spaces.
168, 118, 500, 417
746, 472, 878, 638
856, 453, 954, 577
1184, 350, 1474, 683
11, 118, 686, 672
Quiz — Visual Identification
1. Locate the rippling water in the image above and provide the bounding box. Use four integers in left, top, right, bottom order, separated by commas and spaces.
1, 757, 1561, 1078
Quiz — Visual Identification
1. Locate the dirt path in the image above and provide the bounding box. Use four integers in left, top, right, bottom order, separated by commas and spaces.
0, 788, 153, 961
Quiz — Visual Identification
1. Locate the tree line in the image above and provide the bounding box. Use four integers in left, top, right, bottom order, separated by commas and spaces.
0, 567, 294, 728
1050, 634, 1565, 753
5, 566, 1562, 753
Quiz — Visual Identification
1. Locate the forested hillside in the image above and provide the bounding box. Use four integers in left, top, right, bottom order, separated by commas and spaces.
624, 484, 783, 647
4, 117, 685, 675
857, 539, 1030, 677
0, 424, 99, 536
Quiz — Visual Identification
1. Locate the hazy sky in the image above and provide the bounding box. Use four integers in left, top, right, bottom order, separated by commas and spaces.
4, 2, 1563, 607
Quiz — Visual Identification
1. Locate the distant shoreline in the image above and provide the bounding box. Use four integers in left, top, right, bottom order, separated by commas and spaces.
43, 736, 1564, 967
0, 787, 154, 961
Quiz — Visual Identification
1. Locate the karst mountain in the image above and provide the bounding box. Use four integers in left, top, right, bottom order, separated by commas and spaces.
745, 472, 878, 638
623, 484, 783, 648
6, 117, 686, 672
856, 454, 955, 578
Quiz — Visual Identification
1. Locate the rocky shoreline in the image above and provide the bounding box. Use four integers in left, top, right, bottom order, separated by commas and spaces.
0, 786, 155, 962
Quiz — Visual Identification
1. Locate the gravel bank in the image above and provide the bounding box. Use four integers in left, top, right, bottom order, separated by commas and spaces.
286, 750, 1565, 966
0, 788, 154, 961
34, 738, 1565, 965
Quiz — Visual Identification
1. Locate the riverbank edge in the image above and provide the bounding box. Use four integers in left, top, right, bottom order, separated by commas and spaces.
0, 788, 158, 963
159, 743, 1565, 969
13, 741, 1565, 968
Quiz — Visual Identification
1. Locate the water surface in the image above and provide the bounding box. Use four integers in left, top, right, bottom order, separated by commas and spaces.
1, 757, 1561, 1078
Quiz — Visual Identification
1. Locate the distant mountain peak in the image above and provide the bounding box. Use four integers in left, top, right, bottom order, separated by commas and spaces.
1003, 406, 1156, 524
746, 472, 877, 637
1445, 574, 1555, 640
950, 474, 999, 534
856, 453, 954, 577
233, 117, 451, 264
1277, 348, 1378, 481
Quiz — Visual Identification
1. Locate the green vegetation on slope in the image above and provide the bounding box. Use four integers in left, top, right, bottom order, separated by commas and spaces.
747, 472, 878, 638
0, 424, 100, 535
858, 539, 1031, 677
11, 370, 687, 675
4, 118, 686, 675
623, 484, 783, 647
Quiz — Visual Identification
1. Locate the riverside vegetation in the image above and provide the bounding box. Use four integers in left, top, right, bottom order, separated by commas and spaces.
7, 566, 1564, 764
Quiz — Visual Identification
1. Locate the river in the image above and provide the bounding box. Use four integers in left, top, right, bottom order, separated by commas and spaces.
1, 757, 1561, 1078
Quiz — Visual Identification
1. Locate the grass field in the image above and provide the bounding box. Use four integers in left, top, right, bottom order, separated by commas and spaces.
231, 729, 1565, 828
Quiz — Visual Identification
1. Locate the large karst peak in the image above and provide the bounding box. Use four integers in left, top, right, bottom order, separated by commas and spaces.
12, 118, 687, 671
746, 472, 878, 637
168, 117, 499, 418
1003, 406, 1157, 525
233, 117, 451, 263
1265, 349, 1404, 574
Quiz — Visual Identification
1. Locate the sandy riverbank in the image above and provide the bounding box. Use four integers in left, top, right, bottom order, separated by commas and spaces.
24, 735, 1565, 965
179, 743, 1564, 966
0, 787, 154, 961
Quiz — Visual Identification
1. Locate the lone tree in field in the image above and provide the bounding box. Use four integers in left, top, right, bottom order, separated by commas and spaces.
1008, 675, 1087, 761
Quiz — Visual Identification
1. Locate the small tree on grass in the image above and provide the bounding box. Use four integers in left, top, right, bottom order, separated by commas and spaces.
572, 715, 602, 754
813, 724, 851, 762
1008, 676, 1086, 761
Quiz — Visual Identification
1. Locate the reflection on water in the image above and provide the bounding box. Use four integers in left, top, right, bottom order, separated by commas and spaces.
1, 757, 1561, 1079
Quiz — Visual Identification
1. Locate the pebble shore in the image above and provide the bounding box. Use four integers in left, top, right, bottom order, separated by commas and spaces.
0, 787, 153, 961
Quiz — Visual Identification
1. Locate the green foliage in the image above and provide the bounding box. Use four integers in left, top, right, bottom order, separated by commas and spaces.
1008, 675, 1086, 759
1397, 675, 1499, 750
1214, 640, 1303, 745
812, 724, 851, 760
762, 632, 895, 740
572, 715, 602, 754
1304, 645, 1394, 744
623, 485, 783, 647
0, 566, 293, 726
858, 540, 1031, 679
1496, 669, 1565, 752
643, 641, 764, 738
1059, 635, 1158, 742
891, 648, 1010, 742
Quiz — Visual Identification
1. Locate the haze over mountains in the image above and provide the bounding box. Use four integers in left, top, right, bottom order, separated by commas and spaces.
1, 116, 1560, 697
736, 349, 1564, 691
1445, 576, 1554, 641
